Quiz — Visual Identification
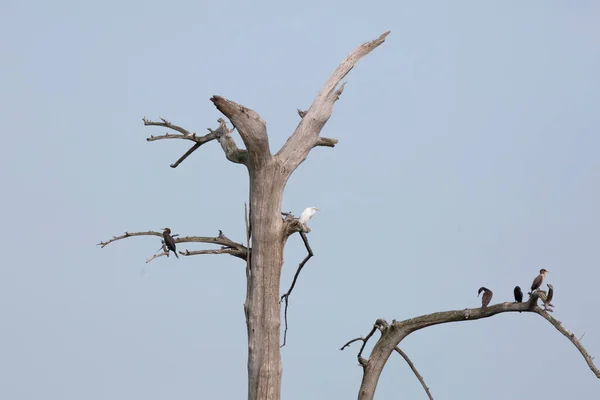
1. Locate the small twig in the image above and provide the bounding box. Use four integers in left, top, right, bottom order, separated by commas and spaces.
340, 325, 378, 367
146, 251, 169, 263
280, 231, 314, 347
394, 347, 434, 400
340, 338, 365, 351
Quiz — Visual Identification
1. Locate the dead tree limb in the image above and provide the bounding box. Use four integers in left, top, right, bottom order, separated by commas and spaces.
144, 117, 247, 167
350, 293, 600, 400
393, 347, 434, 400
276, 31, 390, 172
97, 230, 247, 261
280, 231, 313, 347
210, 96, 270, 168
340, 322, 383, 366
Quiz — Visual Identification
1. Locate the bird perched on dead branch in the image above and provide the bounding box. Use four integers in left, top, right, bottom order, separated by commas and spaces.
530, 269, 548, 294
514, 286, 523, 303
478, 287, 493, 310
545, 283, 554, 308
299, 207, 319, 227
162, 228, 179, 258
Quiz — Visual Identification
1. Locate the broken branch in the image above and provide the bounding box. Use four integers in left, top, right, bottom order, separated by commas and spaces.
211, 96, 270, 167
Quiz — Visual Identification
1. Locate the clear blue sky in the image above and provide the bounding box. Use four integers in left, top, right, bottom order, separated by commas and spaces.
1, 1, 599, 398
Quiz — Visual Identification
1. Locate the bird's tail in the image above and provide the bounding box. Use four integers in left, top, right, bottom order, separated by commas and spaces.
174, 251, 179, 259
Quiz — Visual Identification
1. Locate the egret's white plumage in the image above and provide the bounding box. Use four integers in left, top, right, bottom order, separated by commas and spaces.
299, 207, 319, 225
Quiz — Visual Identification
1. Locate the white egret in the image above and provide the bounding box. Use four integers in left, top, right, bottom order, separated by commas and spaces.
299, 207, 319, 225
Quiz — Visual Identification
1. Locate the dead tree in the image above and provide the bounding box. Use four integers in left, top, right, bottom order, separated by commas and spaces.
98, 32, 390, 400
342, 292, 600, 400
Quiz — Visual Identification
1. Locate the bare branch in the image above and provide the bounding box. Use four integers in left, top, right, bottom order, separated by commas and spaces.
97, 231, 162, 248
315, 137, 338, 148
211, 96, 270, 166
143, 117, 247, 167
277, 31, 390, 172
146, 251, 169, 263
144, 117, 195, 136
394, 347, 434, 400
340, 337, 366, 351
340, 324, 380, 367
181, 248, 246, 259
355, 293, 600, 400
97, 230, 248, 261
533, 308, 600, 378
280, 231, 314, 347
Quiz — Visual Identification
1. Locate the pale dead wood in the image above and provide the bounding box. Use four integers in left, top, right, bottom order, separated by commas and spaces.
210, 96, 270, 167
352, 293, 599, 400
315, 137, 339, 148
97, 230, 248, 261
181, 248, 246, 259
277, 31, 390, 172
533, 308, 600, 378
143, 117, 247, 167
394, 347, 434, 400
146, 251, 169, 263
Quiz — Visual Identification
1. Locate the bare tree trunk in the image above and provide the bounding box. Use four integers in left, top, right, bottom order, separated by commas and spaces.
246, 165, 286, 400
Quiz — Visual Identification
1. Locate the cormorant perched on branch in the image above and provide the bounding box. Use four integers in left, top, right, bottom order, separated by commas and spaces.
162, 228, 179, 258
545, 283, 554, 307
530, 269, 548, 293
514, 286, 523, 303
478, 287, 493, 310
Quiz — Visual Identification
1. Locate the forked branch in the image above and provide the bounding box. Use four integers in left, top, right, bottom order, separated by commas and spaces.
351, 293, 600, 400
277, 31, 390, 172
143, 117, 247, 167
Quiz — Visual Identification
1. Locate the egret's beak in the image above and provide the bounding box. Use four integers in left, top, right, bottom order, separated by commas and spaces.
315, 208, 320, 212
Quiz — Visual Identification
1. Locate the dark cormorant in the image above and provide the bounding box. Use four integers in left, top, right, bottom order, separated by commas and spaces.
545, 283, 554, 307
478, 287, 493, 310
530, 269, 548, 293
514, 286, 523, 303
162, 228, 179, 258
